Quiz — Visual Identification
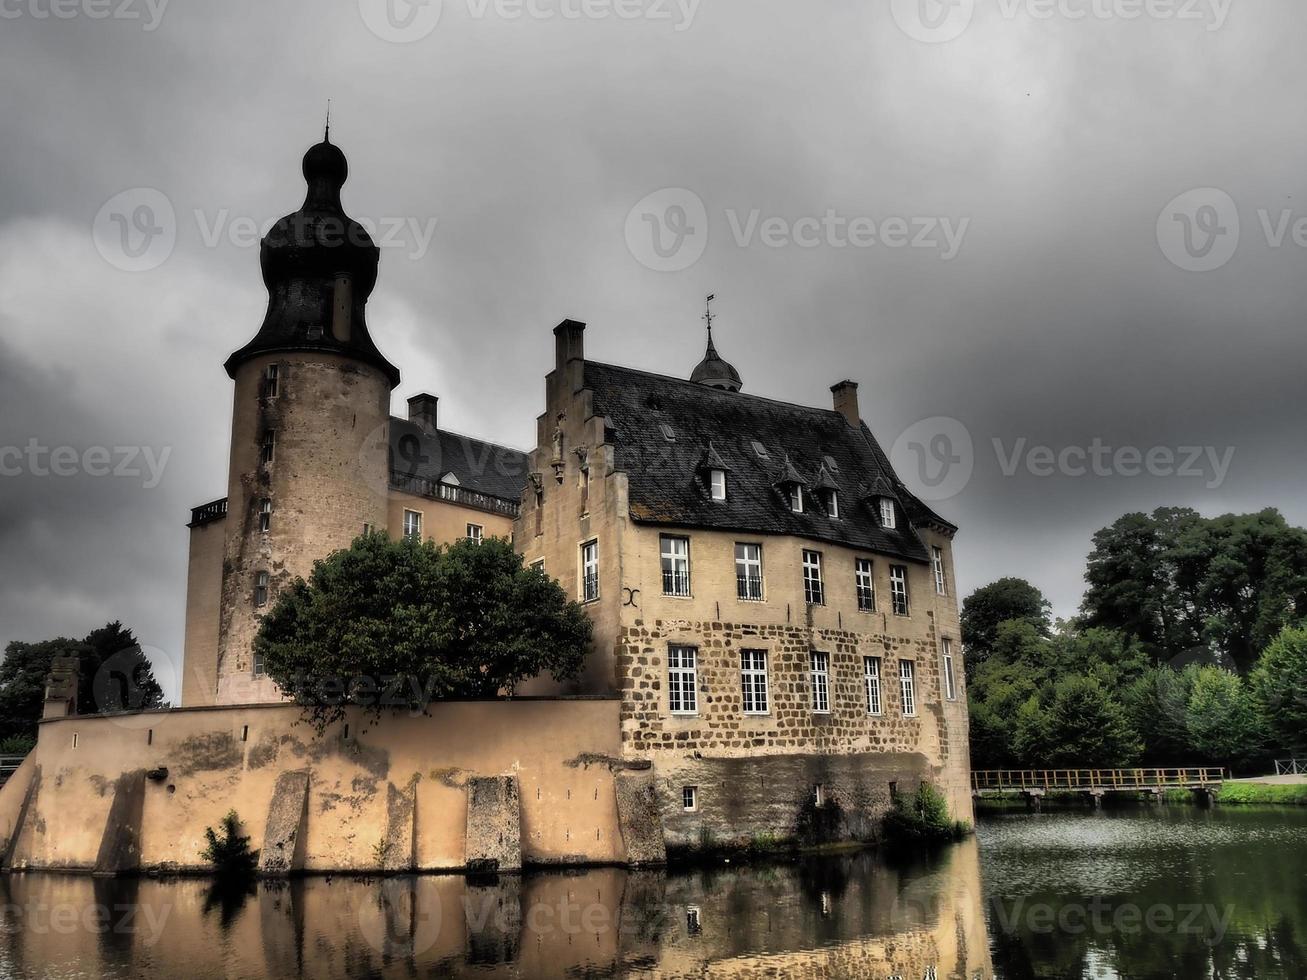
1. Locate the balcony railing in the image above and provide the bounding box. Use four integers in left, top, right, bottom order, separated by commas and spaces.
188, 498, 229, 528
391, 471, 521, 518
662, 569, 691, 597
736, 575, 764, 601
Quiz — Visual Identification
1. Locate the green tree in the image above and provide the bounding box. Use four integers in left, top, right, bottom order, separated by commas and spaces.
960, 577, 1052, 664
1184, 666, 1265, 768
1249, 626, 1307, 758
256, 534, 593, 727
1015, 676, 1140, 768
1122, 667, 1194, 766
0, 622, 163, 742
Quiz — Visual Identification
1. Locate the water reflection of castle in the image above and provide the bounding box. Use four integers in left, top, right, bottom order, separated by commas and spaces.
0, 841, 993, 979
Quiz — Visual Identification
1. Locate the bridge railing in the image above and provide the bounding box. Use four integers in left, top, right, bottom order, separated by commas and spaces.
971, 768, 1226, 793
1275, 760, 1304, 777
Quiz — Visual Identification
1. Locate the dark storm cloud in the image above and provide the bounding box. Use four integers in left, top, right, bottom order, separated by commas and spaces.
2, 0, 1305, 697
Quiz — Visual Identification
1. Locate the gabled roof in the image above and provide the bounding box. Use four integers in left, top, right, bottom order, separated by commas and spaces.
388, 417, 530, 503
582, 361, 955, 561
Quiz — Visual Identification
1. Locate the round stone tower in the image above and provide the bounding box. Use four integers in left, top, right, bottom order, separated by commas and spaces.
214, 133, 400, 704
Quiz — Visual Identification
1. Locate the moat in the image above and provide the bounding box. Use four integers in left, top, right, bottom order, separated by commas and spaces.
0, 806, 1303, 979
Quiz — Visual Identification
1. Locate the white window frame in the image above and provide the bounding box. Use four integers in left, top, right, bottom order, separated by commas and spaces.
259, 498, 272, 534
803, 550, 825, 606
252, 651, 266, 679
890, 564, 910, 616
942, 638, 957, 701
403, 509, 422, 541
789, 485, 804, 513
260, 429, 276, 466
855, 558, 876, 612
735, 543, 764, 601
864, 656, 883, 716
741, 650, 770, 715
466, 523, 484, 545
900, 659, 917, 717
827, 490, 840, 519
710, 469, 727, 501
682, 785, 698, 811
263, 363, 279, 398
932, 546, 948, 596
660, 535, 691, 597
530, 557, 545, 573
668, 645, 698, 715
810, 651, 831, 714
880, 498, 896, 529
254, 571, 269, 608
581, 540, 600, 602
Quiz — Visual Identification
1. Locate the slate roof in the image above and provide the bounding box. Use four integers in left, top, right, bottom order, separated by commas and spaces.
388, 417, 530, 503
583, 361, 955, 562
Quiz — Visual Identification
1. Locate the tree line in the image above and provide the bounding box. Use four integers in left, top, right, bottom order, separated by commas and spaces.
965, 507, 1307, 772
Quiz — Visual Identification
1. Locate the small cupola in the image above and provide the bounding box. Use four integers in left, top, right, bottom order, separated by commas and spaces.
690, 294, 742, 392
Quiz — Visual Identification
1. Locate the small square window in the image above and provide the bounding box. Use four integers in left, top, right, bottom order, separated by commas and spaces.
466, 524, 484, 545
682, 785, 698, 811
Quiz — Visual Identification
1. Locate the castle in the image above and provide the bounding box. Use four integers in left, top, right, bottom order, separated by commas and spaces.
0, 135, 972, 874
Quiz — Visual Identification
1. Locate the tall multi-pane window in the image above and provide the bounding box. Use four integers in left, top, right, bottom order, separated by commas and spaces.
466, 524, 484, 545
661, 535, 691, 597
810, 651, 831, 713
899, 660, 917, 716
252, 651, 266, 679
864, 656, 883, 715
789, 485, 804, 513
736, 543, 764, 600
803, 550, 825, 606
254, 571, 269, 608
260, 429, 276, 465
263, 364, 279, 398
932, 546, 948, 596
890, 565, 910, 616
826, 490, 840, 518
403, 509, 422, 541
710, 469, 727, 501
741, 650, 769, 714
581, 540, 600, 602
855, 558, 876, 612
880, 498, 896, 529
259, 499, 272, 533
668, 646, 698, 714
941, 638, 957, 701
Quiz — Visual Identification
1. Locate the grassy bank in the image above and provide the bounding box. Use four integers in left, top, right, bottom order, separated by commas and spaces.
1215, 783, 1307, 806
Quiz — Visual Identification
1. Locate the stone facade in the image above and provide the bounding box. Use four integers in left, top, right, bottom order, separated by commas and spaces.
517, 320, 973, 846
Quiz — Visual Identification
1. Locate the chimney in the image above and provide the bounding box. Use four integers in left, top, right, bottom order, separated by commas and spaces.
407, 393, 439, 433
554, 319, 586, 370
831, 380, 860, 427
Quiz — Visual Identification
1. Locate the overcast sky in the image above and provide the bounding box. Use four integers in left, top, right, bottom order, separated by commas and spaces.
2, 0, 1304, 702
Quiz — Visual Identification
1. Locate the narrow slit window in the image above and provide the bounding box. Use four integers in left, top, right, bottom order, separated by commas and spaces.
932, 546, 948, 596
254, 570, 269, 608
900, 660, 917, 717
942, 638, 957, 701
865, 657, 883, 715
258, 499, 272, 534
260, 429, 276, 465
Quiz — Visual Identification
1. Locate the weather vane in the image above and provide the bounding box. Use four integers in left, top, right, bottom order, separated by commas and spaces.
325, 99, 332, 141
702, 293, 717, 342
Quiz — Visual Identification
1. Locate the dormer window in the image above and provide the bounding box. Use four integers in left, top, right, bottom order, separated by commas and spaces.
789, 485, 803, 513
879, 498, 896, 529
826, 490, 840, 519
710, 469, 727, 501
751, 441, 770, 460
660, 423, 676, 442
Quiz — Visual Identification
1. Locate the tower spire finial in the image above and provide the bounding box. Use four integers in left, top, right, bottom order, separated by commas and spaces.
324, 99, 331, 142
702, 293, 717, 350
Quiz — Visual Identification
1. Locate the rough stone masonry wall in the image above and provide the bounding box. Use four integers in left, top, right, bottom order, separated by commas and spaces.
619, 618, 969, 847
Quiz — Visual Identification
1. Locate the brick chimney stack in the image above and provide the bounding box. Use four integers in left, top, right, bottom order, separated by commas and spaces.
554, 319, 586, 369
831, 380, 860, 427
407, 393, 439, 433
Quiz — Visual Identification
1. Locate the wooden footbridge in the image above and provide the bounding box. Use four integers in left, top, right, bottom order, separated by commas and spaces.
972, 768, 1226, 809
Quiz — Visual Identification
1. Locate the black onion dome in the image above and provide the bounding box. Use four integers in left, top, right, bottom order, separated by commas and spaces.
690, 336, 743, 392
224, 137, 400, 388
